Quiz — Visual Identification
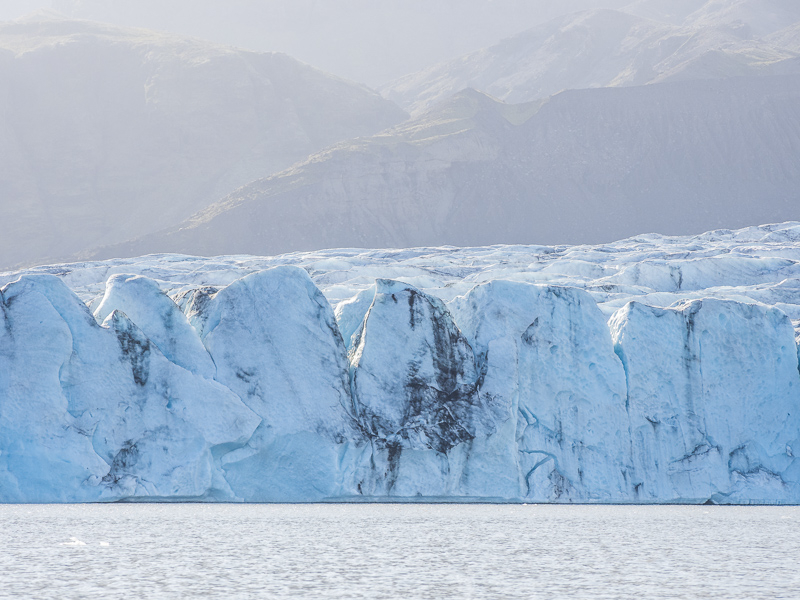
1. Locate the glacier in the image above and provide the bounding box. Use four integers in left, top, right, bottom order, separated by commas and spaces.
1, 222, 800, 503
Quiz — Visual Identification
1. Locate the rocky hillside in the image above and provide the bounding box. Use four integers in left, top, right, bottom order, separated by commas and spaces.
95, 73, 800, 258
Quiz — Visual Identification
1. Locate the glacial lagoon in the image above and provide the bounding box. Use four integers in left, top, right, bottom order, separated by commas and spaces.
1, 504, 798, 599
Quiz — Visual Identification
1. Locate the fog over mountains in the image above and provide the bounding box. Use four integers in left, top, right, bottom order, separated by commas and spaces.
3, 0, 796, 85
0, 0, 799, 268
0, 17, 404, 268
2, 0, 635, 85
385, 8, 800, 116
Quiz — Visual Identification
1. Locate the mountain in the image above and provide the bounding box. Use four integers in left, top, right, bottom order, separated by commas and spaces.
682, 0, 800, 37
384, 8, 800, 116
0, 16, 406, 269
621, 0, 709, 24
93, 73, 800, 260
767, 22, 800, 53
3, 1, 797, 86
42, 0, 632, 85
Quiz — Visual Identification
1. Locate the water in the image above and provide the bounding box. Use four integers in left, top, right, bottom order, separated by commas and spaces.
1, 504, 798, 600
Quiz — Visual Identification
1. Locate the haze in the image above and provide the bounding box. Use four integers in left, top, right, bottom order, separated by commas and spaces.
2, 1, 637, 84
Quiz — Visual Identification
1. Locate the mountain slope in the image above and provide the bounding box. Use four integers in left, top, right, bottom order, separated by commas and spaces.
383, 8, 800, 116
683, 0, 800, 37
0, 16, 406, 269
621, 0, 709, 24
42, 0, 633, 85
93, 74, 800, 259
767, 22, 800, 53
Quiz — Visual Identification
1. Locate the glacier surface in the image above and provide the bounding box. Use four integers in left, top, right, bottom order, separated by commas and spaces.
1, 222, 800, 503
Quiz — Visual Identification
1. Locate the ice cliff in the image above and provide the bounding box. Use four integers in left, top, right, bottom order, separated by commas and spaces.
2, 224, 800, 503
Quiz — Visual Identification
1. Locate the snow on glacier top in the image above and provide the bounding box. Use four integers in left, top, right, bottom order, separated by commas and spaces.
3, 221, 800, 321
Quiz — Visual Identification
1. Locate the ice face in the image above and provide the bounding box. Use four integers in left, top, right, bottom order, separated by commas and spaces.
450, 281, 631, 501
350, 279, 499, 453
198, 266, 358, 501
346, 280, 509, 497
609, 299, 800, 503
2, 227, 800, 503
94, 274, 217, 379
0, 279, 107, 502
200, 266, 354, 438
0, 275, 258, 502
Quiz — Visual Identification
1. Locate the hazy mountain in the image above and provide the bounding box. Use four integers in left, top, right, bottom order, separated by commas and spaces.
384, 9, 800, 116
623, 0, 800, 33
2, 0, 634, 85
3, 1, 797, 87
767, 22, 800, 53
621, 0, 709, 24
683, 0, 800, 37
92, 74, 800, 259
0, 16, 405, 269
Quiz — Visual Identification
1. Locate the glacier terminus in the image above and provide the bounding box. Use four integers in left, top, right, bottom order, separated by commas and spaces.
1, 222, 799, 504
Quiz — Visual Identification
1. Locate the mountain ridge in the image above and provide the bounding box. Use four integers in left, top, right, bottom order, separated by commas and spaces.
87, 73, 800, 261
383, 7, 800, 116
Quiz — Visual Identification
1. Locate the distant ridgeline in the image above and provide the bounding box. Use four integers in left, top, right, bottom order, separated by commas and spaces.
2, 227, 800, 503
